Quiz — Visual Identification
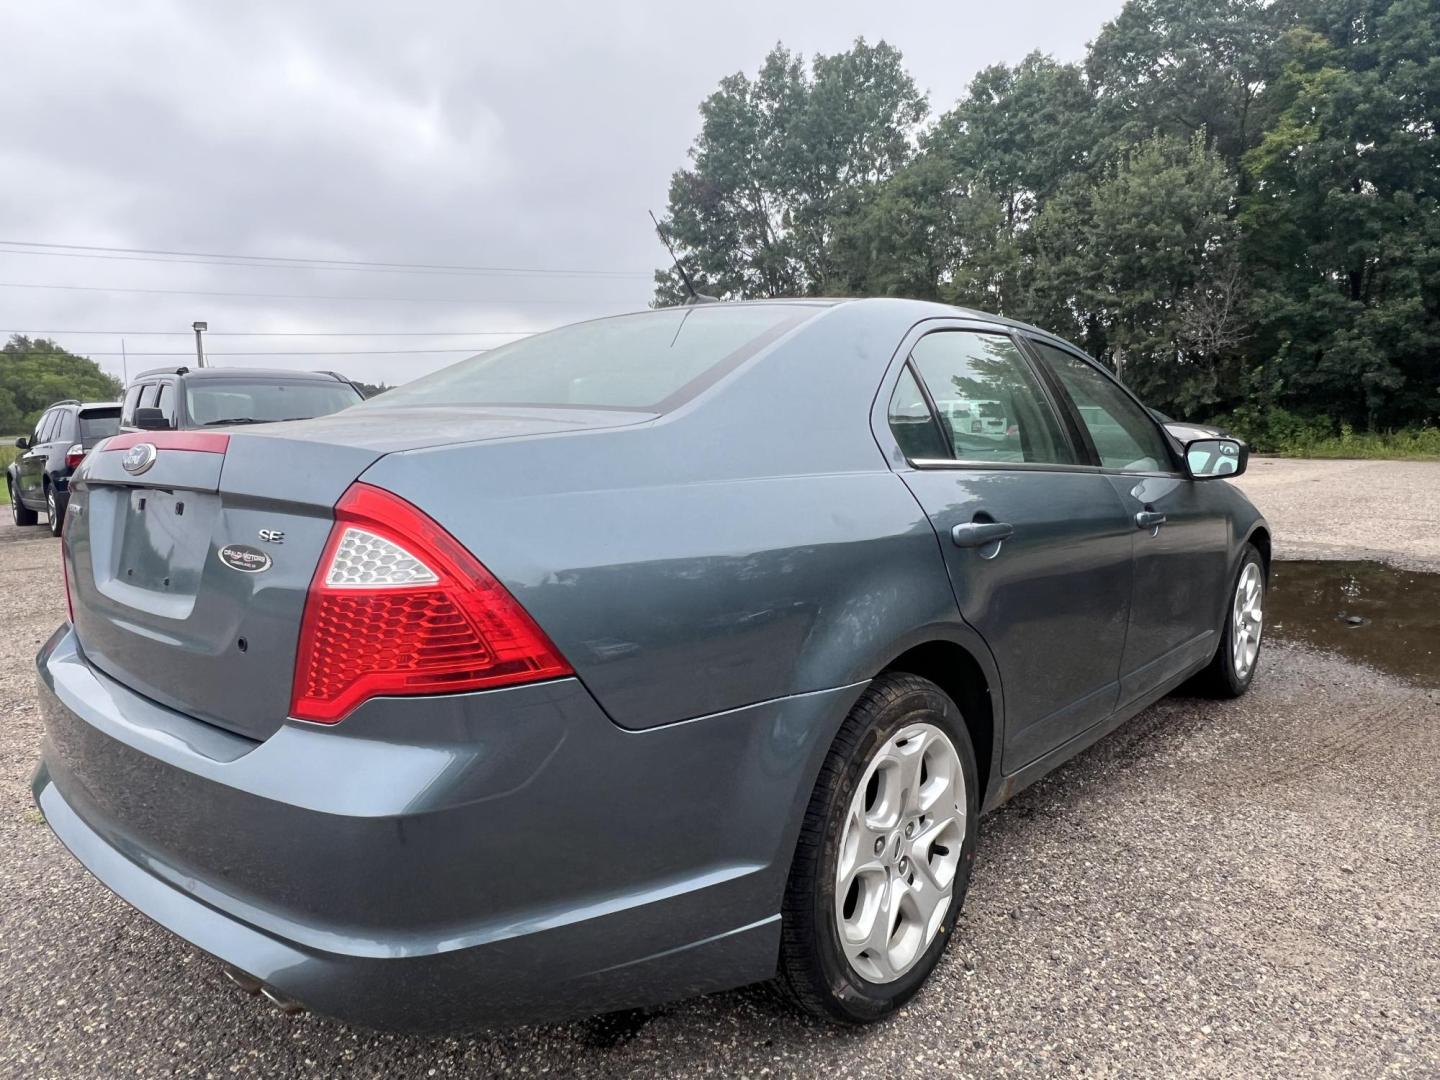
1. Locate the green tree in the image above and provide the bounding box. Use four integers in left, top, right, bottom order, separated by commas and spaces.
1240, 0, 1440, 428
654, 39, 927, 301
1087, 0, 1279, 168
1027, 135, 1245, 415
928, 53, 1098, 232
0, 336, 124, 434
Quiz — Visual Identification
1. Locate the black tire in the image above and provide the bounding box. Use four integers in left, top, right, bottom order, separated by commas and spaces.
776, 672, 979, 1025
9, 480, 39, 526
1189, 543, 1266, 698
46, 483, 66, 537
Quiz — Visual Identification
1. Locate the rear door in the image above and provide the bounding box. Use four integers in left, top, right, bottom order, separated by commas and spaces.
1025, 338, 1230, 704
19, 410, 54, 502
878, 324, 1137, 771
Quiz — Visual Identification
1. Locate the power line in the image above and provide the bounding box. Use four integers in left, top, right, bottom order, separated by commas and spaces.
0, 239, 651, 279
0, 281, 625, 306
59, 347, 492, 357
2, 328, 537, 337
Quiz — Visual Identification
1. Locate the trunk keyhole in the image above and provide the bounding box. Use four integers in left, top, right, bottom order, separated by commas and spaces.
237, 637, 248, 653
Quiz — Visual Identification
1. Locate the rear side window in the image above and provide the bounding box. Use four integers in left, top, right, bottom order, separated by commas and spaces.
1029, 340, 1173, 473
121, 385, 143, 425
54, 410, 78, 443
907, 332, 1074, 465
156, 383, 177, 425
887, 367, 949, 460
366, 305, 818, 412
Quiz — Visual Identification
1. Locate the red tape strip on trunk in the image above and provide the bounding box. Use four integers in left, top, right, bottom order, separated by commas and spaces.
100, 431, 231, 453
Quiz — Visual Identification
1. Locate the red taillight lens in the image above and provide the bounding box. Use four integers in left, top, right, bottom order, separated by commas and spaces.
65, 443, 84, 469
290, 483, 572, 724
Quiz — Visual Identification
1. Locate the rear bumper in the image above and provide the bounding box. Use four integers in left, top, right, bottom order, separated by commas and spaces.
33, 624, 864, 1030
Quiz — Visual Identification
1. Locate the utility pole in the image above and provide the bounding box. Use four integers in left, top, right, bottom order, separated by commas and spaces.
192, 321, 208, 368
121, 337, 129, 385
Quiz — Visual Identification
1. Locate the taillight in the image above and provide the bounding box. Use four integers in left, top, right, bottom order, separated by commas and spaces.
290, 483, 572, 724
65, 443, 84, 469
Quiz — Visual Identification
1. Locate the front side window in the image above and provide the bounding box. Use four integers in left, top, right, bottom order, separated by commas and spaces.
907, 332, 1074, 465
1029, 340, 1173, 473
364, 305, 818, 413
30, 411, 51, 446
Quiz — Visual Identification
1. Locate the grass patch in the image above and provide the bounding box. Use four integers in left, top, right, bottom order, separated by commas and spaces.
1209, 409, 1440, 460
0, 443, 19, 504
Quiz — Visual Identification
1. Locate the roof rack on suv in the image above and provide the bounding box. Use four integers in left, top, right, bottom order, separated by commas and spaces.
49, 399, 82, 407
312, 370, 354, 382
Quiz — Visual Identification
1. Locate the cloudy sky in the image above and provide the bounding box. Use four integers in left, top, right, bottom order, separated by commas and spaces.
1, 0, 1123, 387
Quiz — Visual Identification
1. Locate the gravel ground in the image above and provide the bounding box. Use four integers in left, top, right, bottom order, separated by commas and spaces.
1, 478, 1438, 1077
1235, 458, 1440, 571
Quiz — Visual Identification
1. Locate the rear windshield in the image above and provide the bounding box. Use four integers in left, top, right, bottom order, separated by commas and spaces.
365, 305, 818, 412
78, 408, 120, 441
185, 380, 362, 426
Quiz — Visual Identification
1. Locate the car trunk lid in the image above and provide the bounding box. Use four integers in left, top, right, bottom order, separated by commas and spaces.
64, 407, 646, 741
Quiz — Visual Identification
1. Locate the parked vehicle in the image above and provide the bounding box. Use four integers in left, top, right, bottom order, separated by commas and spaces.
8, 400, 121, 536
1149, 408, 1232, 445
32, 299, 1268, 1031
118, 366, 363, 432
936, 397, 1007, 436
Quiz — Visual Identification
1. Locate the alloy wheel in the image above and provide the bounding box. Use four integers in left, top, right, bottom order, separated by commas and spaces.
834, 722, 965, 983
1232, 562, 1263, 678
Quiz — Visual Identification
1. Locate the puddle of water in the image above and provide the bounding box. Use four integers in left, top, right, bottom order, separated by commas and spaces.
1268, 561, 1440, 689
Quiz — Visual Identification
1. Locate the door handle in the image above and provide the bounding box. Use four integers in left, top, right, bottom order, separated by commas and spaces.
951, 521, 1015, 549
1134, 510, 1167, 530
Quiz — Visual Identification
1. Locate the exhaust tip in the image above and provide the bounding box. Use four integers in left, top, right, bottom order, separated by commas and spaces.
259, 985, 307, 1015
222, 964, 262, 994
222, 963, 306, 1015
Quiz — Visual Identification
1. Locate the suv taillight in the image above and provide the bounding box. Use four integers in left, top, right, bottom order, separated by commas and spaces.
65, 443, 84, 469
290, 483, 572, 724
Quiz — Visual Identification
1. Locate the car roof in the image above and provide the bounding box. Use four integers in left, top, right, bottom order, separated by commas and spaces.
131, 366, 352, 382
593, 296, 1068, 345
42, 400, 121, 412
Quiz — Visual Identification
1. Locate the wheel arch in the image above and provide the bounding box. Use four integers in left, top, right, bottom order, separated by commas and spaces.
1244, 524, 1272, 578
875, 638, 1001, 814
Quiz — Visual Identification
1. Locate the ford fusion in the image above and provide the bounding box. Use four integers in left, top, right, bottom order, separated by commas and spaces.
33, 299, 1268, 1030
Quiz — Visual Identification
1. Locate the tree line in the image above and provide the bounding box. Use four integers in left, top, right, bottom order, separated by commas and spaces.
0, 336, 122, 435
653, 0, 1439, 437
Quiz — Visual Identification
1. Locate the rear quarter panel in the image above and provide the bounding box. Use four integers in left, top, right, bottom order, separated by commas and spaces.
357, 301, 997, 730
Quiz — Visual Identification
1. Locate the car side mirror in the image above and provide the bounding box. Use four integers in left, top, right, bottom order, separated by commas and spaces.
14, 437, 27, 449
134, 407, 172, 431
1185, 437, 1247, 480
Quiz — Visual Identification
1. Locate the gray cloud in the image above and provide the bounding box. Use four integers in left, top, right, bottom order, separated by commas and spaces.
0, 0, 1122, 386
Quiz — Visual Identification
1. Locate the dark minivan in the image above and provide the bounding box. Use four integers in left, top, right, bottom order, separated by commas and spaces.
8, 400, 122, 535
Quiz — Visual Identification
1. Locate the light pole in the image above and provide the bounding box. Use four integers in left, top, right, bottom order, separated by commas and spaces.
192, 321, 208, 368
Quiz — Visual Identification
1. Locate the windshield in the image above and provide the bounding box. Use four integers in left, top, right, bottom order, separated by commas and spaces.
186, 380, 362, 425
78, 408, 121, 441
364, 305, 819, 412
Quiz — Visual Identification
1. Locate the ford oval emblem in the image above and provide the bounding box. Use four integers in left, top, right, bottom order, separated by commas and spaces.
218, 543, 272, 574
121, 443, 158, 475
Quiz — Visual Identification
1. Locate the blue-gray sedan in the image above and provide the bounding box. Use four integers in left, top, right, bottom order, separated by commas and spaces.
33, 298, 1269, 1029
